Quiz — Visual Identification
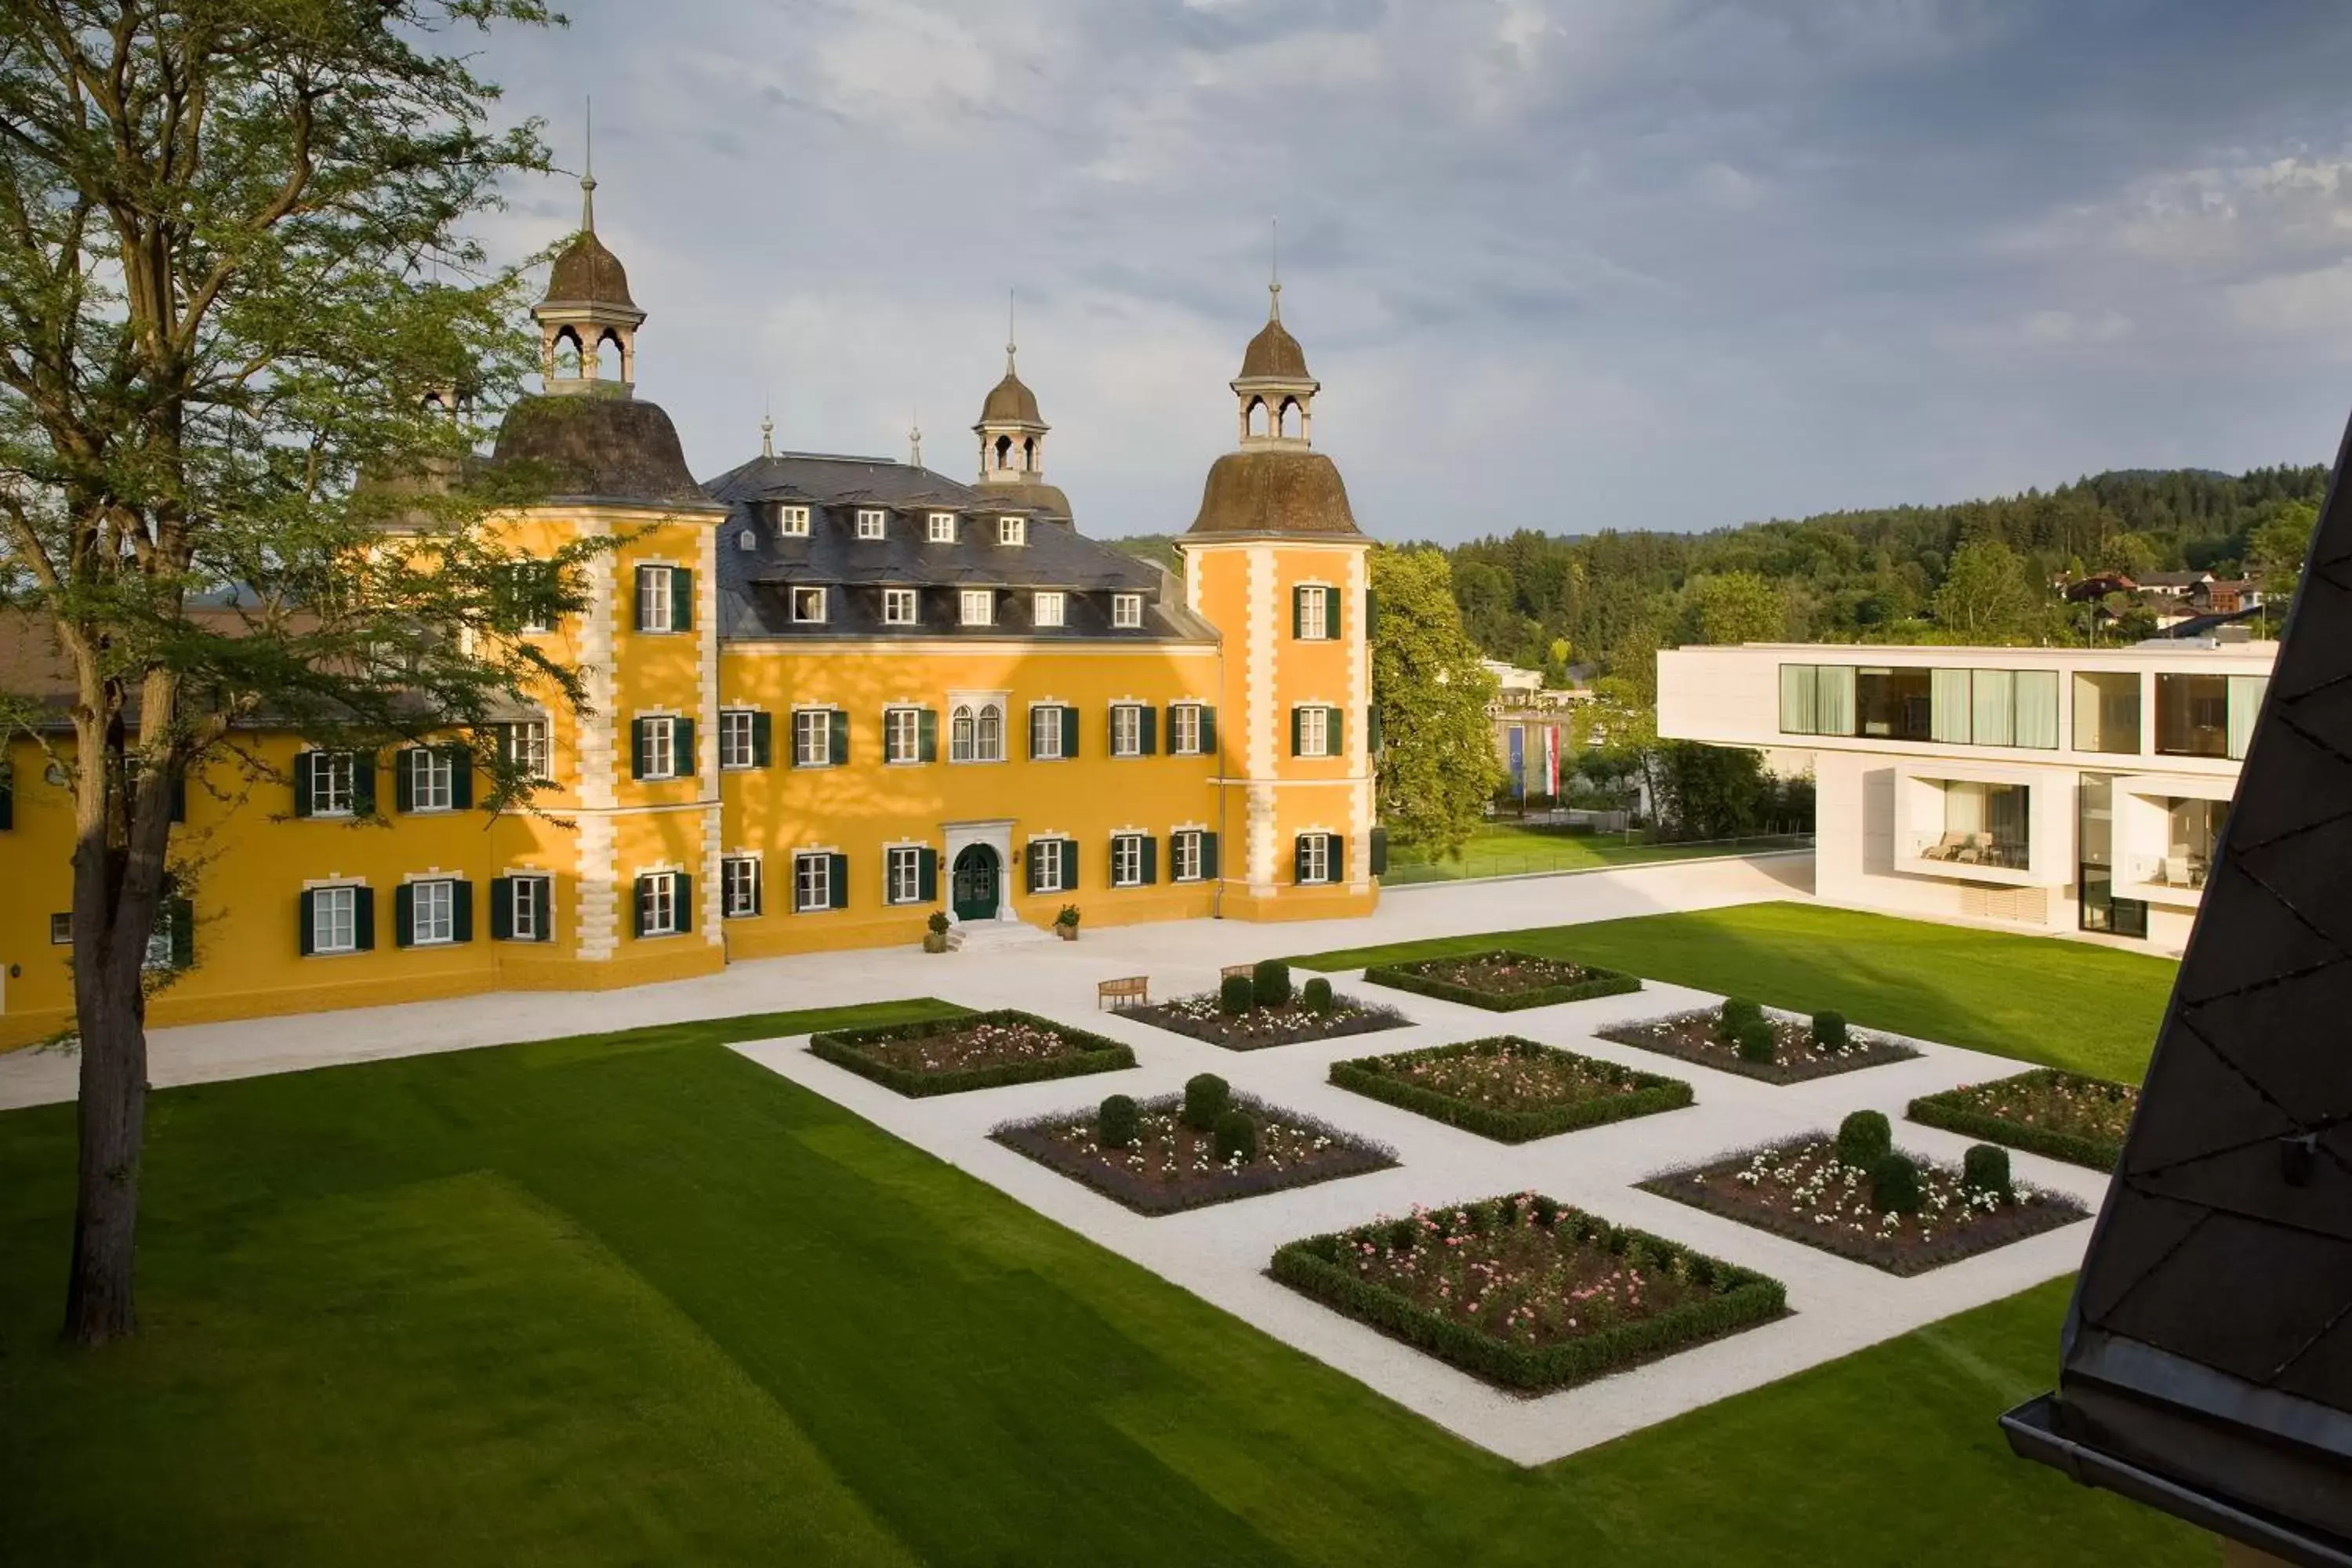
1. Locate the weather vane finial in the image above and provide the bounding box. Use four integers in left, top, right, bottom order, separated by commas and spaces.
1269, 216, 1281, 321
1005, 289, 1018, 375
760, 394, 774, 459
580, 97, 597, 233
909, 407, 924, 468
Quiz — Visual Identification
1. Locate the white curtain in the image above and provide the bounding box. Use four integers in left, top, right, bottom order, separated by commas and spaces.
2015, 670, 2059, 750
1931, 668, 1973, 744
1943, 781, 1987, 834
2228, 676, 2268, 760
1817, 666, 1856, 736
1973, 669, 2016, 747
1780, 665, 1817, 734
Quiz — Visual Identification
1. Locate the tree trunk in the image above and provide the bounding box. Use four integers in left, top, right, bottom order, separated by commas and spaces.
64, 971, 147, 1346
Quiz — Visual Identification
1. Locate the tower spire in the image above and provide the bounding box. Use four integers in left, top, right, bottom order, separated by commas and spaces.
580, 98, 597, 233
760, 395, 774, 459
1005, 289, 1018, 375
909, 408, 923, 468
1269, 216, 1281, 322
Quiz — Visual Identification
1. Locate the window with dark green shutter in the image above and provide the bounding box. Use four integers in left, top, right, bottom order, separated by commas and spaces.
1200, 831, 1219, 880
919, 707, 939, 763
918, 847, 938, 902
1061, 705, 1080, 757
1140, 835, 1158, 885
166, 895, 194, 969
1370, 826, 1389, 878
751, 711, 772, 767
1138, 706, 1157, 756
827, 854, 849, 910
829, 709, 849, 766
1199, 706, 1217, 756
1325, 586, 1342, 640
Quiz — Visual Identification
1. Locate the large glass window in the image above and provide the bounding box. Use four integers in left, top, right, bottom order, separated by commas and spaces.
1928, 668, 2060, 749
2148, 797, 2225, 891
2078, 774, 2148, 938
311, 885, 358, 953
1778, 664, 1857, 736
2156, 673, 2229, 758
1915, 780, 2030, 870
2073, 672, 2140, 754
2227, 675, 2268, 760
1856, 666, 1933, 741
885, 706, 924, 764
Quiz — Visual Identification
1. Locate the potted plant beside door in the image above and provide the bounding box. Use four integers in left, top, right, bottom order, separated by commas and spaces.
924, 910, 950, 954
1055, 905, 1081, 942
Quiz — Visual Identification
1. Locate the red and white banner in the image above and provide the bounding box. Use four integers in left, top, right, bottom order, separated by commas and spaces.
1543, 725, 1560, 797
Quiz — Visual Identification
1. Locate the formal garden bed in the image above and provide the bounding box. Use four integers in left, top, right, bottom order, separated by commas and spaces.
1363, 950, 1642, 1012
1599, 998, 1920, 1084
1330, 1036, 1692, 1142
1270, 1193, 1787, 1392
809, 1007, 1134, 1097
1131, 960, 1409, 1051
1907, 1068, 2138, 1171
993, 1074, 1396, 1214
1640, 1112, 2089, 1276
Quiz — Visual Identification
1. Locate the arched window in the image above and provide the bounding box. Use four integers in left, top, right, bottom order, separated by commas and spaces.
951, 705, 975, 763
1021, 437, 1036, 472
554, 327, 584, 379
977, 703, 1003, 761
993, 434, 1013, 471
1247, 397, 1269, 437
596, 328, 627, 379
1278, 397, 1300, 438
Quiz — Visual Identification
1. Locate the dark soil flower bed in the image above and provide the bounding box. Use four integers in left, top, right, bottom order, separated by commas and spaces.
809, 1008, 1134, 1097
1129, 992, 1410, 1051
1598, 1009, 1919, 1084
1908, 1068, 2138, 1171
1330, 1037, 1692, 1142
992, 1094, 1396, 1214
1271, 1193, 1786, 1391
1363, 950, 1642, 1011
1640, 1137, 2089, 1276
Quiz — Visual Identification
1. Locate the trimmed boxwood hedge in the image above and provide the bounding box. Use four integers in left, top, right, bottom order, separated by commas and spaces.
1328, 1037, 1693, 1142
808, 1007, 1134, 1097
1361, 950, 1642, 1012
1907, 1069, 2130, 1171
1270, 1199, 1787, 1392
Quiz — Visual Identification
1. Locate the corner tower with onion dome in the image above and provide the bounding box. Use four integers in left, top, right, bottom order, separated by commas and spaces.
1177, 274, 1378, 922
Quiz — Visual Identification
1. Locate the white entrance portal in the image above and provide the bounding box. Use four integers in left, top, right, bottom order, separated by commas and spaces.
940, 818, 1015, 924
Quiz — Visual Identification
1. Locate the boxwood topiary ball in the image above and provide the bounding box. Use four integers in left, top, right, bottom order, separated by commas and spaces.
1211, 1109, 1258, 1163
1962, 1142, 2013, 1202
1870, 1152, 1922, 1214
1252, 958, 1294, 1009
1182, 1072, 1232, 1130
1218, 973, 1255, 1016
1095, 1093, 1140, 1149
1301, 976, 1335, 1014
1735, 1019, 1778, 1063
1719, 997, 1763, 1038
1811, 1011, 1848, 1051
1837, 1109, 1893, 1169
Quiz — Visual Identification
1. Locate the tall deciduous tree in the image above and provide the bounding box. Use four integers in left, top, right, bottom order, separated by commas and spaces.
1931, 537, 2037, 642
1679, 571, 1787, 646
1370, 546, 1502, 860
0, 0, 580, 1345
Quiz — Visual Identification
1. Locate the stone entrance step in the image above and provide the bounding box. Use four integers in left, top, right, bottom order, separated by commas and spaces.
946, 919, 1057, 953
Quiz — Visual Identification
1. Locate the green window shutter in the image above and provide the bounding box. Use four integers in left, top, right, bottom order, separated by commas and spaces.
452, 881, 474, 943
632, 877, 648, 938
292, 753, 314, 818
394, 750, 416, 814
752, 712, 772, 768
1329, 706, 1345, 755
630, 720, 649, 780
394, 883, 416, 949
1109, 837, 1122, 885
535, 880, 554, 942
1199, 706, 1218, 756
673, 568, 693, 630
1064, 840, 1078, 892
1326, 587, 1341, 641
828, 854, 849, 910
350, 753, 376, 816
750, 865, 765, 917
490, 877, 514, 940
633, 567, 648, 631
676, 873, 693, 935
353, 887, 376, 951
919, 848, 938, 902
829, 709, 849, 766
1200, 832, 1219, 880
674, 718, 695, 776
1062, 706, 1080, 757
1370, 826, 1389, 877
299, 889, 317, 956
1293, 836, 1309, 884
1290, 707, 1303, 757
1331, 834, 1345, 881
1140, 706, 1158, 755
168, 896, 194, 969
919, 707, 938, 763
1142, 836, 1159, 885
1291, 585, 1306, 638
1025, 847, 1041, 895
447, 747, 473, 810
1106, 705, 1120, 754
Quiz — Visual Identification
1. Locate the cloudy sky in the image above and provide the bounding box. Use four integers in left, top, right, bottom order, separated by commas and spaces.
466, 0, 2352, 543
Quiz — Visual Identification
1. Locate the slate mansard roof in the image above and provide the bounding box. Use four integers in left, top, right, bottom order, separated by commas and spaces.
704, 452, 1211, 644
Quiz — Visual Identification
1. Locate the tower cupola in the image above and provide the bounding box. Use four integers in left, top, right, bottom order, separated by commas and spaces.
1232, 261, 1319, 447
975, 296, 1049, 482
532, 140, 646, 397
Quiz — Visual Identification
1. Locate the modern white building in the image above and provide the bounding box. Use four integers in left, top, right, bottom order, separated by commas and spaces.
1657, 637, 2275, 953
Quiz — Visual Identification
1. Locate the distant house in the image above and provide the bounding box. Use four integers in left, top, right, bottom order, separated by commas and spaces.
2063, 572, 2138, 603
2196, 579, 2262, 615
2137, 569, 2214, 599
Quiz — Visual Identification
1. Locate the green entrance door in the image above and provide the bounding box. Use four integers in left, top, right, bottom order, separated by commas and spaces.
952, 844, 1000, 923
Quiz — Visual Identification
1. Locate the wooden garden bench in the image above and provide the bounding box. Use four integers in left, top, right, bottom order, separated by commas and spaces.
1098, 975, 1150, 1011
1221, 964, 1254, 982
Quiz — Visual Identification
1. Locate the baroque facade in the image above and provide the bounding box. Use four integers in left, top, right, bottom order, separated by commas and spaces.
0, 194, 1380, 1048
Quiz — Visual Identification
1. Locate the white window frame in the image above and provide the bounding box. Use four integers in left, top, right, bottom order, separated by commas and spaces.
1298, 583, 1331, 640
950, 704, 976, 763
642, 716, 678, 780
637, 564, 677, 633
976, 702, 1004, 761
311, 884, 358, 955
927, 512, 956, 543
1112, 593, 1143, 629
883, 587, 919, 626
856, 508, 887, 540
411, 878, 456, 946
1298, 704, 1331, 759
1033, 704, 1065, 760
886, 846, 924, 906
1173, 830, 1204, 883
1299, 833, 1334, 884
1170, 703, 1203, 756
1112, 834, 1144, 887
308, 750, 355, 817
639, 871, 680, 936
1112, 704, 1143, 757
793, 851, 832, 913
719, 710, 757, 771
505, 720, 551, 782
408, 747, 454, 812
1032, 838, 1069, 895
960, 589, 995, 626
776, 504, 811, 538
722, 855, 762, 919
1033, 590, 1065, 629
792, 586, 828, 624
997, 516, 1026, 546
510, 874, 548, 942
793, 708, 832, 768
885, 706, 923, 764
49, 913, 71, 945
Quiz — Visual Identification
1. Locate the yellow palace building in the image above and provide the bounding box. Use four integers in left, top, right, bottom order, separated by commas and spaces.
0, 191, 1381, 1049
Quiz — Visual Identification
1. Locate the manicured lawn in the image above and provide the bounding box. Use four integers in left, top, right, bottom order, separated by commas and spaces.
1294, 902, 2179, 1083
0, 994, 2206, 1565
1385, 822, 1808, 883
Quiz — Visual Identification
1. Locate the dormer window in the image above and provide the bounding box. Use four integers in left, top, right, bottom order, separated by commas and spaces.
997, 517, 1026, 547
1033, 591, 1065, 629
883, 587, 919, 626
1112, 593, 1143, 630
791, 586, 827, 624
960, 590, 995, 627
776, 505, 810, 538
927, 513, 956, 543
856, 509, 887, 540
